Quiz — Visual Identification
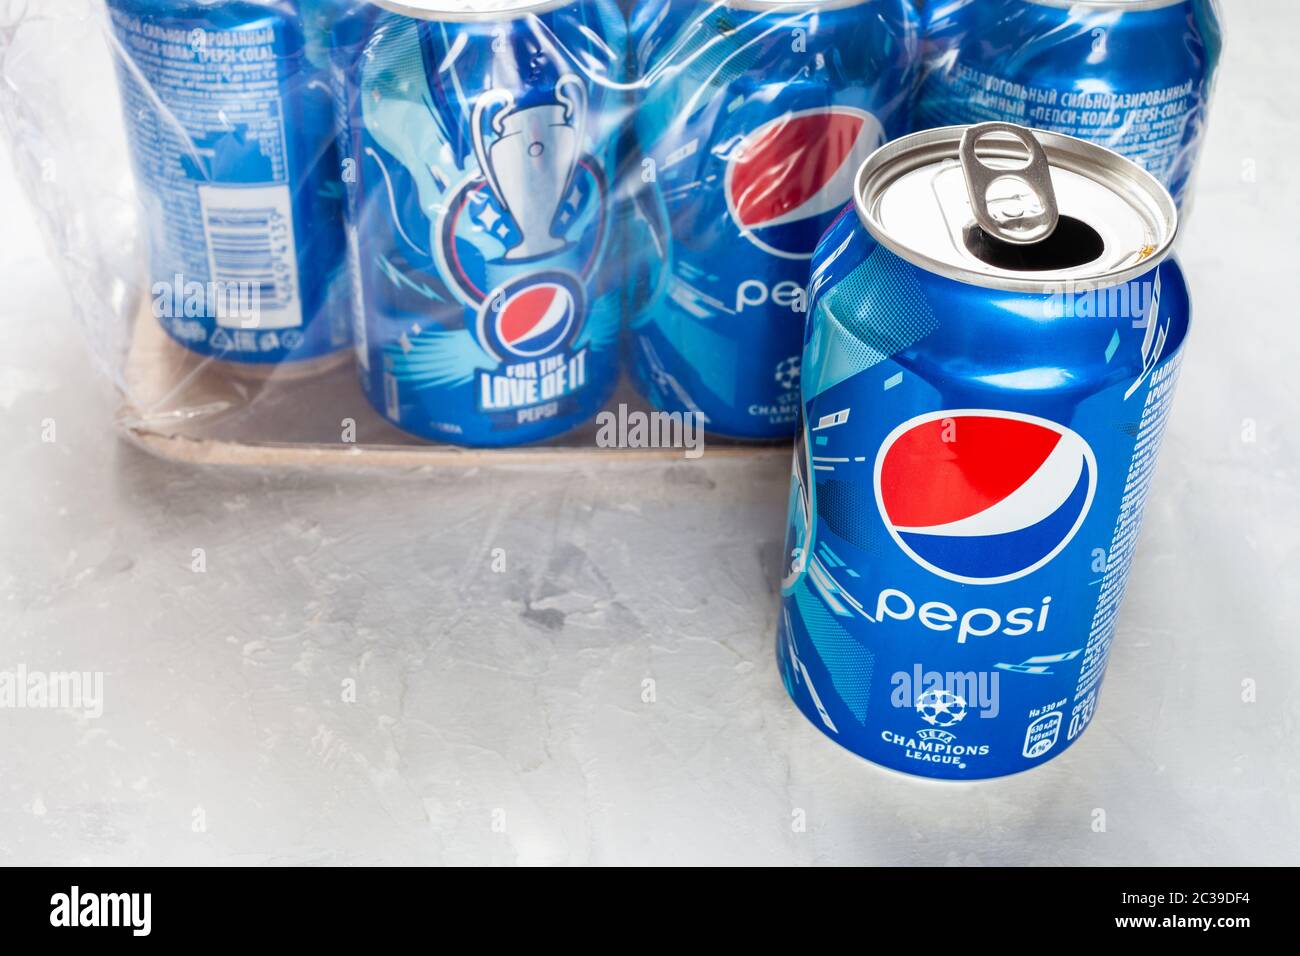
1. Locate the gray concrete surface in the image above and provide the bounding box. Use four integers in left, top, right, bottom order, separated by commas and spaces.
0, 0, 1295, 865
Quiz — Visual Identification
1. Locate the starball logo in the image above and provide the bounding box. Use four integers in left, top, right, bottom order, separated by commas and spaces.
890, 666, 1002, 720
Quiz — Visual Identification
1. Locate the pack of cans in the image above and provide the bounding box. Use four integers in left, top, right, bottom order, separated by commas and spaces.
106, 0, 929, 445
104, 0, 1218, 450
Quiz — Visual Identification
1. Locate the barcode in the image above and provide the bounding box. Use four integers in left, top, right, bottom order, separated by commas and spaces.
198, 184, 303, 330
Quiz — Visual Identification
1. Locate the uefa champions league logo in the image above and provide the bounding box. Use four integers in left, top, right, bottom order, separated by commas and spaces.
916, 688, 968, 728
774, 355, 801, 392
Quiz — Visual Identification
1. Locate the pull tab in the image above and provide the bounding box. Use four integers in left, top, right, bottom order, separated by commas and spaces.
959, 123, 1059, 245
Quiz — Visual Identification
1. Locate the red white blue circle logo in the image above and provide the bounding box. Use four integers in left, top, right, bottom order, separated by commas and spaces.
873, 411, 1097, 585
477, 272, 583, 362
725, 106, 883, 261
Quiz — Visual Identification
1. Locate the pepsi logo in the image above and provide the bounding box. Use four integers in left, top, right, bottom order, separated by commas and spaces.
873, 411, 1097, 585
477, 272, 584, 362
725, 107, 883, 261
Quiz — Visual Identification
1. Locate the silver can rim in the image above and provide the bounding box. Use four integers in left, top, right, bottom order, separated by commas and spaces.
371, 0, 873, 20
369, 0, 575, 22
721, 0, 878, 10
1026, 0, 1191, 11
853, 125, 1180, 294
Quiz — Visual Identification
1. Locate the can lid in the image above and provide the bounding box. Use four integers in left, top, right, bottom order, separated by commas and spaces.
724, 0, 874, 9
1029, 0, 1188, 10
854, 124, 1178, 292
370, 0, 572, 21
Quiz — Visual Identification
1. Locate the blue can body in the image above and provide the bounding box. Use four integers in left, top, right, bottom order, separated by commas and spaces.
626, 0, 920, 440
107, 0, 349, 365
778, 207, 1191, 779
332, 1, 627, 447
916, 0, 1223, 210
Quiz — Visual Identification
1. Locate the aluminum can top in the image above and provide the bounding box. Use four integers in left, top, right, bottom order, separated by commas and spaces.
712, 0, 882, 9
370, 0, 578, 21
1026, 0, 1192, 9
854, 123, 1179, 293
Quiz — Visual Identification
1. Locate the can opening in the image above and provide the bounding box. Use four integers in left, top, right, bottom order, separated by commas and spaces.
963, 216, 1105, 272
855, 125, 1179, 292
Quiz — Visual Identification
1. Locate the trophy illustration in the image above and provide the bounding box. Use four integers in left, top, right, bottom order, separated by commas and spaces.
471, 74, 588, 262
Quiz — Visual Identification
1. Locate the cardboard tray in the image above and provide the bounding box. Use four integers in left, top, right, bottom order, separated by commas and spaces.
119, 305, 788, 469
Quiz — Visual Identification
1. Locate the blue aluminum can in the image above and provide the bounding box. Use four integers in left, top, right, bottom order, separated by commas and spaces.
626, 0, 920, 441
779, 124, 1189, 779
332, 0, 627, 447
916, 0, 1223, 211
106, 0, 350, 369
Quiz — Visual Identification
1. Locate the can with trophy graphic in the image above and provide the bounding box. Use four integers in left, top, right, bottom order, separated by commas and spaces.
331, 0, 628, 447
